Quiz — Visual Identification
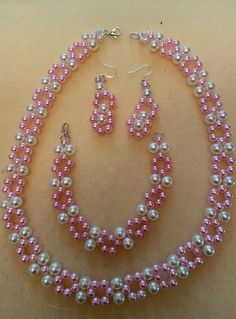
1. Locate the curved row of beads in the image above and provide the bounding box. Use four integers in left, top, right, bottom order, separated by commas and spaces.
50, 132, 172, 255
0, 29, 235, 307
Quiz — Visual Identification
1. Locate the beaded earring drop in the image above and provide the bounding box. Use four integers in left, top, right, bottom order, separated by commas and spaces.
126, 65, 159, 139
90, 63, 117, 135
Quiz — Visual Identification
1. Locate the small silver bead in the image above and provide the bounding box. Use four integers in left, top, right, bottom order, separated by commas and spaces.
156, 32, 163, 40
187, 73, 198, 86
177, 266, 189, 279
182, 44, 190, 54
50, 178, 60, 188
60, 52, 68, 61
172, 52, 182, 64
205, 81, 215, 91
89, 226, 101, 239
37, 252, 50, 265
54, 144, 63, 154
147, 209, 159, 221
15, 132, 24, 142
41, 274, 53, 287
0, 199, 9, 209
223, 176, 235, 187
210, 174, 222, 186
122, 237, 134, 250
8, 232, 20, 244
97, 114, 107, 124
149, 173, 161, 185
134, 118, 144, 130
202, 244, 215, 256
68, 204, 79, 216
51, 81, 61, 93
79, 276, 90, 290
142, 267, 153, 281
210, 143, 222, 154
140, 111, 148, 119
68, 59, 78, 71
223, 142, 235, 154
49, 262, 62, 276
192, 234, 204, 247
159, 142, 170, 153
217, 110, 227, 121
96, 82, 104, 91
199, 69, 208, 78
205, 113, 216, 125
28, 263, 40, 276
37, 107, 48, 118
167, 255, 180, 267
148, 281, 160, 294
61, 176, 72, 188
82, 32, 89, 40
136, 204, 148, 216
194, 86, 205, 97
25, 135, 37, 146
41, 76, 50, 85
99, 103, 109, 112
65, 144, 75, 155
5, 164, 15, 173
111, 276, 123, 290
17, 165, 29, 176
162, 176, 173, 187
26, 103, 35, 112
113, 292, 125, 305
114, 227, 126, 239
144, 88, 152, 97
10, 196, 23, 208
89, 39, 99, 51
19, 226, 32, 238
84, 239, 96, 251
75, 290, 87, 304
218, 211, 231, 222
148, 142, 159, 154
205, 207, 217, 218
149, 40, 159, 52
57, 212, 69, 224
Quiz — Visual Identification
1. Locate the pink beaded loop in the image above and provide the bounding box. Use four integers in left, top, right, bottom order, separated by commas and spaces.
16, 237, 42, 264
179, 55, 203, 76
199, 91, 222, 114
211, 153, 235, 177
3, 207, 27, 231
209, 186, 233, 211
200, 218, 225, 244
19, 112, 43, 135
208, 121, 232, 144
48, 63, 70, 83
3, 173, 26, 197
152, 153, 172, 177
68, 41, 90, 62
152, 263, 178, 288
54, 269, 79, 298
144, 185, 167, 209
159, 38, 180, 58
52, 154, 74, 178
32, 86, 55, 108
177, 242, 203, 269
52, 187, 74, 211
9, 143, 33, 165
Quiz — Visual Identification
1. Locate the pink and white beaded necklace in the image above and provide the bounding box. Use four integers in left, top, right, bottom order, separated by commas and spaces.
1, 27, 235, 307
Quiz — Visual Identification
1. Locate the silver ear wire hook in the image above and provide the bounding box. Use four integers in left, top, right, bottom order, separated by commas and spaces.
100, 62, 117, 81
128, 64, 153, 79
61, 122, 71, 140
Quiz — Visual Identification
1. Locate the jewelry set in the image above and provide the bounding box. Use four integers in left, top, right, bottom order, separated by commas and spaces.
1, 27, 235, 307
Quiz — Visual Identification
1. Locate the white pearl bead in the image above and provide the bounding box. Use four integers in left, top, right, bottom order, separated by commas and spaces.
147, 209, 159, 221
143, 267, 153, 280
192, 234, 204, 247
210, 143, 222, 154
205, 113, 216, 125
218, 211, 231, 222
162, 176, 173, 187
149, 40, 159, 52
82, 32, 89, 40
26, 103, 35, 112
15, 132, 24, 142
177, 266, 189, 279
148, 281, 160, 294
75, 290, 87, 304
187, 74, 198, 86
51, 81, 61, 93
183, 44, 190, 54
136, 204, 148, 216
159, 142, 170, 153
111, 276, 123, 290
217, 110, 227, 121
41, 76, 50, 85
167, 255, 180, 267
156, 32, 163, 40
172, 52, 182, 64
37, 107, 48, 118
122, 237, 134, 250
5, 164, 15, 173
54, 144, 63, 154
205, 81, 215, 91
140, 111, 148, 119
10, 196, 23, 208
113, 292, 125, 305
205, 207, 217, 218
57, 212, 69, 224
149, 173, 161, 185
199, 69, 208, 78
19, 226, 32, 238
144, 88, 152, 97
194, 86, 205, 97
97, 114, 107, 124
8, 232, 20, 244
79, 276, 90, 290
210, 174, 222, 186
41, 274, 53, 287
114, 227, 126, 239
25, 135, 37, 146
61, 176, 72, 188
89, 39, 99, 51
68, 204, 79, 216
37, 252, 50, 265
134, 118, 144, 130
223, 176, 235, 187
28, 263, 40, 276
202, 244, 215, 256
96, 82, 104, 91
84, 239, 96, 251
68, 59, 78, 71
49, 262, 62, 276
65, 144, 75, 155
60, 52, 68, 61
50, 178, 60, 188
99, 103, 108, 112
148, 142, 159, 153
0, 199, 9, 209
223, 142, 235, 153
17, 165, 29, 176
89, 226, 101, 239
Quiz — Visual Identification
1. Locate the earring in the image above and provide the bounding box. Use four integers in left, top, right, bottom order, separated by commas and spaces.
126, 65, 159, 139
90, 63, 117, 135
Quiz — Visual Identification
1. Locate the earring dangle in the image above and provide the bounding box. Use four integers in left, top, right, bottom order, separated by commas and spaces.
90, 63, 117, 135
126, 65, 159, 139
